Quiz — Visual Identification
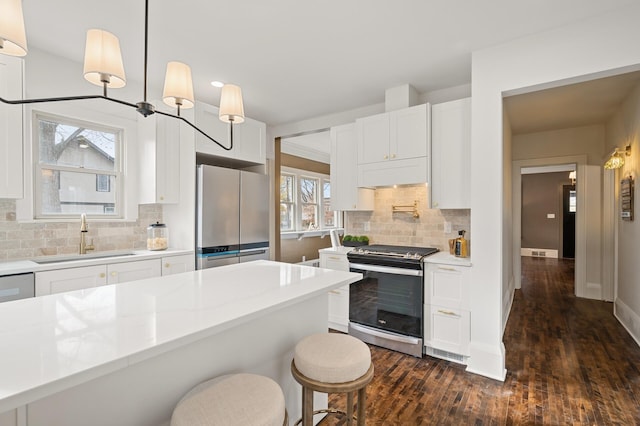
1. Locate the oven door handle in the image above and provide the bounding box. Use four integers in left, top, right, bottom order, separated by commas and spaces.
349, 263, 423, 277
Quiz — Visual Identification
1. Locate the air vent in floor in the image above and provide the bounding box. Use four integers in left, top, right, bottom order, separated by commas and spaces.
425, 347, 466, 364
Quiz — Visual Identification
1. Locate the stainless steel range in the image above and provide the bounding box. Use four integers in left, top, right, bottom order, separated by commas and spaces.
347, 244, 438, 358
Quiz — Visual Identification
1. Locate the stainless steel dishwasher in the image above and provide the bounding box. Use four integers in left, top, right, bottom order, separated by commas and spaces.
0, 273, 35, 303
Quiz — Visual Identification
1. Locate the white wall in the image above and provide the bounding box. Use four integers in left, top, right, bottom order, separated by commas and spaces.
470, 3, 640, 380
513, 125, 605, 164
606, 82, 640, 344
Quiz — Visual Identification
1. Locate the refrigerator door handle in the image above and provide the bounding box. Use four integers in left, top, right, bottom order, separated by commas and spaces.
238, 250, 267, 257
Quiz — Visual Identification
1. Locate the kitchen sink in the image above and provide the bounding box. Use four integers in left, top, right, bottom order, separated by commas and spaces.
33, 251, 136, 265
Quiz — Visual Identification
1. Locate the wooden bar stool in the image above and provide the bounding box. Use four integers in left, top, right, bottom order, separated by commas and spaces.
170, 373, 288, 426
291, 333, 374, 426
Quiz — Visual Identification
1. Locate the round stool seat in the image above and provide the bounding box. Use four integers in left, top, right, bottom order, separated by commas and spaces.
171, 373, 286, 426
294, 333, 371, 383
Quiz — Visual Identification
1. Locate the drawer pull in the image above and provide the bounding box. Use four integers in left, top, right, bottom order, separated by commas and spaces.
99, 273, 106, 278
328, 256, 342, 261
111, 271, 117, 277
165, 263, 171, 268
329, 290, 341, 295
438, 267, 457, 272
437, 309, 458, 316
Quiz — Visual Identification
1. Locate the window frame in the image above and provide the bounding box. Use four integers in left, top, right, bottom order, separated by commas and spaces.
280, 172, 296, 232
281, 166, 341, 234
32, 111, 124, 220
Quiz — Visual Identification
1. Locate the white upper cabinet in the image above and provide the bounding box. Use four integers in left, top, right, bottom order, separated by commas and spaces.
194, 101, 266, 165
391, 104, 429, 161
430, 98, 471, 209
356, 104, 429, 187
0, 55, 24, 199
138, 112, 181, 204
330, 123, 374, 211
357, 112, 390, 164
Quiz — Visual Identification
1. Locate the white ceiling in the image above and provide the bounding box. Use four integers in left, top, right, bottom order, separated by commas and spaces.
504, 70, 640, 135
20, 0, 635, 128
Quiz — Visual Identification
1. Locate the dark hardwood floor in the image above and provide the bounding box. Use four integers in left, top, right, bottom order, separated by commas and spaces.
321, 257, 640, 425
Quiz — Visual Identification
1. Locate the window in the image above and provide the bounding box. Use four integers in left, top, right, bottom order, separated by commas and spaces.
96, 174, 111, 192
34, 113, 122, 218
300, 177, 318, 229
280, 173, 295, 231
280, 167, 340, 233
323, 179, 336, 227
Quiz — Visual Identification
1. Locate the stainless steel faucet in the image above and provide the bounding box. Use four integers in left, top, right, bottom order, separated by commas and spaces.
79, 213, 95, 254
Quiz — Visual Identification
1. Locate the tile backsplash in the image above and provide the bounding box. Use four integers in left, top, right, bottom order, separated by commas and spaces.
0, 200, 163, 261
345, 185, 470, 253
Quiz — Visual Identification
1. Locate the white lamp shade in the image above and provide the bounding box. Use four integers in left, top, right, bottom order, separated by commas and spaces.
162, 61, 194, 109
219, 84, 245, 123
83, 29, 126, 88
0, 0, 28, 56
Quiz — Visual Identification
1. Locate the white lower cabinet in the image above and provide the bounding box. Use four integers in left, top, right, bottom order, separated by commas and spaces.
424, 261, 471, 362
36, 265, 107, 296
35, 258, 171, 296
107, 259, 161, 284
319, 249, 351, 332
162, 254, 195, 275
425, 304, 470, 356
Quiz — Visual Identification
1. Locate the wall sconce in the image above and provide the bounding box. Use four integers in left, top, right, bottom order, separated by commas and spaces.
604, 145, 631, 169
568, 170, 576, 186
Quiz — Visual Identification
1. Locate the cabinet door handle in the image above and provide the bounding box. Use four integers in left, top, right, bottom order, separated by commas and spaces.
438, 309, 458, 316
110, 271, 117, 277
165, 263, 171, 268
438, 267, 457, 272
433, 202, 439, 207
159, 196, 164, 201
384, 155, 388, 160
391, 153, 396, 159
99, 272, 106, 278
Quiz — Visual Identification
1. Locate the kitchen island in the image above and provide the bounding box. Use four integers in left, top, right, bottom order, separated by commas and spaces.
0, 260, 361, 426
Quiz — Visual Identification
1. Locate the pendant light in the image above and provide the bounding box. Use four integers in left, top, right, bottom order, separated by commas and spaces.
0, 0, 243, 151
0, 0, 28, 57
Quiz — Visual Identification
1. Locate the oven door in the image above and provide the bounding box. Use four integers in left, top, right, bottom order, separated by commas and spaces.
348, 263, 423, 338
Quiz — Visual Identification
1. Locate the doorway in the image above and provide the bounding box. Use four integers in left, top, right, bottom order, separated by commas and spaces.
512, 157, 586, 296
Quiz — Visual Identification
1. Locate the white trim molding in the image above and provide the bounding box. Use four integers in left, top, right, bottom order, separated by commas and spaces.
614, 298, 640, 348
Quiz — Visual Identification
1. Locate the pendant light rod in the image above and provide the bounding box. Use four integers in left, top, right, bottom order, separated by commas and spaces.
0, 0, 235, 151
143, 0, 149, 104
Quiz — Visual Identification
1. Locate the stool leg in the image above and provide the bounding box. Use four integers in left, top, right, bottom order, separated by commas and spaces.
302, 386, 313, 426
356, 387, 367, 426
346, 391, 354, 425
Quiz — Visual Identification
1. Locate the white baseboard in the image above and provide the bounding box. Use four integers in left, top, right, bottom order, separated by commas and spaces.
521, 248, 558, 258
614, 298, 640, 348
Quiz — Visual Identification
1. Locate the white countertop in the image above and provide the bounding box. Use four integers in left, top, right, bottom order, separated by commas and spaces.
0, 248, 193, 276
424, 251, 472, 267
0, 260, 361, 413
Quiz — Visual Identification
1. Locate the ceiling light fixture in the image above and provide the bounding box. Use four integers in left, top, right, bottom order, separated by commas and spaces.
604, 145, 631, 170
0, 0, 242, 151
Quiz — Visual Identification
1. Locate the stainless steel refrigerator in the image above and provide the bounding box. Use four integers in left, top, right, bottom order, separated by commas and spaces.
196, 164, 270, 269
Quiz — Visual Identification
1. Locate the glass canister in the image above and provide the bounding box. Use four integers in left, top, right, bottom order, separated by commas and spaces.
147, 222, 168, 250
